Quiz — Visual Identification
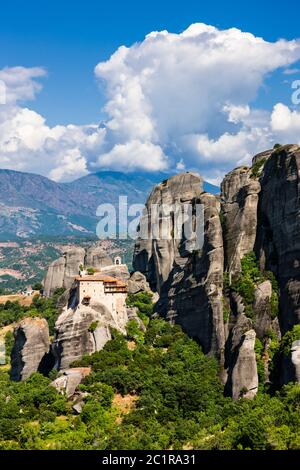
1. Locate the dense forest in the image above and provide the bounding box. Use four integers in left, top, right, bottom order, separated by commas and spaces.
0, 292, 299, 450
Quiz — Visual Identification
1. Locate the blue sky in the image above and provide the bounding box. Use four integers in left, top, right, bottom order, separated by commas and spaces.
1, 0, 300, 183
1, 0, 299, 125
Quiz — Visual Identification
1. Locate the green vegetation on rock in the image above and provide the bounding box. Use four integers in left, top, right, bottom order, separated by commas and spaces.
251, 158, 267, 178
230, 252, 279, 321
126, 291, 153, 325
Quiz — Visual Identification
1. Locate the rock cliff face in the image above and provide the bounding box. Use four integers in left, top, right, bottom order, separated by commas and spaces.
255, 145, 300, 333
53, 297, 128, 370
221, 166, 261, 277
227, 329, 258, 400
85, 246, 113, 271
133, 173, 225, 362
43, 245, 113, 297
281, 340, 300, 386
12, 145, 300, 396
127, 271, 151, 294
133, 173, 204, 293
10, 318, 53, 381
132, 147, 300, 395
50, 367, 91, 398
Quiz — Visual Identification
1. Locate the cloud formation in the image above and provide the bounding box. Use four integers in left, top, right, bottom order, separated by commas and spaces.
1, 24, 300, 182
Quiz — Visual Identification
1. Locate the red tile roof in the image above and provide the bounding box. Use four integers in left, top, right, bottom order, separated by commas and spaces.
75, 274, 127, 287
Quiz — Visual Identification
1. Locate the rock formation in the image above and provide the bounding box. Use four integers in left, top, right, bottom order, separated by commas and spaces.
133, 173, 225, 363
132, 146, 300, 394
221, 165, 261, 277
85, 246, 113, 270
53, 295, 128, 370
253, 281, 273, 339
10, 318, 53, 381
228, 329, 258, 400
127, 271, 151, 294
100, 263, 130, 280
12, 145, 300, 395
50, 367, 91, 397
43, 247, 85, 297
43, 245, 114, 297
133, 172, 204, 293
255, 145, 300, 333
291, 340, 300, 383
280, 340, 300, 385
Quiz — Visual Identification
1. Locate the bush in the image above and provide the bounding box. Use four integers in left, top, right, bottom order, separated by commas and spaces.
88, 321, 99, 333
32, 282, 43, 292
126, 320, 144, 344
86, 267, 96, 275
251, 158, 267, 178
231, 252, 279, 322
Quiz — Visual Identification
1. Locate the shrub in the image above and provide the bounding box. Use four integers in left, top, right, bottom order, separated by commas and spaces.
86, 267, 96, 275
88, 321, 99, 333
251, 158, 267, 178
126, 320, 144, 344
126, 292, 154, 318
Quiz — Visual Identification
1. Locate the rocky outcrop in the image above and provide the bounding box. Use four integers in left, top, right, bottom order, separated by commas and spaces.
133, 172, 204, 293
227, 329, 258, 400
50, 367, 91, 397
280, 340, 300, 385
127, 271, 151, 294
10, 318, 53, 381
31, 145, 300, 395
85, 246, 112, 270
100, 263, 130, 280
255, 145, 300, 333
291, 340, 300, 383
133, 173, 225, 362
127, 307, 147, 332
159, 192, 225, 362
53, 297, 128, 370
221, 166, 261, 277
131, 146, 300, 391
253, 281, 273, 339
43, 256, 66, 298
43, 247, 85, 297
43, 245, 114, 297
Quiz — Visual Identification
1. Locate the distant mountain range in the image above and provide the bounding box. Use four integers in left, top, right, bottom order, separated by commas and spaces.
0, 169, 219, 239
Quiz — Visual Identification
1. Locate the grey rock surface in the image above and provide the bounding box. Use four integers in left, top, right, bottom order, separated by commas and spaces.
133, 174, 225, 362
229, 329, 258, 400
256, 145, 300, 333
43, 247, 85, 297
221, 166, 261, 277
127, 271, 151, 294
133, 172, 204, 293
50, 367, 91, 397
253, 280, 273, 339
99, 263, 130, 280
281, 340, 300, 385
291, 340, 300, 383
53, 298, 128, 370
43, 245, 116, 297
85, 246, 113, 270
10, 318, 52, 381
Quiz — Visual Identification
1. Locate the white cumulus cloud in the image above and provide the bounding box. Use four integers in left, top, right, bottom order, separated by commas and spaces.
94, 23, 300, 181
1, 23, 300, 182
